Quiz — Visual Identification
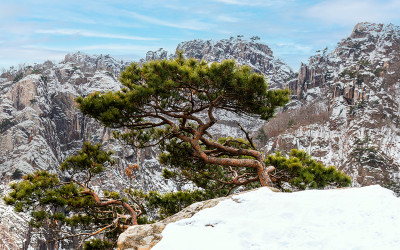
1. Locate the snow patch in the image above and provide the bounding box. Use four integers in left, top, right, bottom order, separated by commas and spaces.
154, 186, 400, 250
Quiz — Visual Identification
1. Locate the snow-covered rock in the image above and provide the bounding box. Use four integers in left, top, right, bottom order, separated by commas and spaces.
150, 185, 400, 250
118, 187, 280, 249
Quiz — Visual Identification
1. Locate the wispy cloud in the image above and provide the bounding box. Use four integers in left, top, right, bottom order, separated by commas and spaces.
77, 44, 162, 51
212, 0, 292, 7
0, 46, 67, 68
35, 29, 158, 41
305, 0, 400, 25
126, 11, 210, 30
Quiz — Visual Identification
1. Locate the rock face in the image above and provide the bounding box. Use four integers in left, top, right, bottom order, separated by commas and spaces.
145, 48, 170, 61
0, 53, 175, 249
117, 198, 226, 249
0, 187, 31, 250
264, 22, 400, 186
117, 223, 166, 250
0, 53, 176, 191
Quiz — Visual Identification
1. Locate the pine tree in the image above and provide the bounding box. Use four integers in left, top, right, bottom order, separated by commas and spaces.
77, 53, 291, 187
3, 142, 143, 249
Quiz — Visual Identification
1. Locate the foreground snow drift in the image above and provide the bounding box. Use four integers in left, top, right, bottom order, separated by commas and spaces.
153, 186, 400, 250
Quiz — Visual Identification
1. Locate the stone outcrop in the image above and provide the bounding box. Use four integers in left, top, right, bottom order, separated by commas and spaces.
117, 196, 228, 249
145, 48, 170, 61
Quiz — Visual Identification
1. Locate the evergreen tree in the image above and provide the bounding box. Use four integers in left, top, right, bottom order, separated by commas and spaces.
130, 147, 351, 219
77, 53, 291, 186
3, 142, 143, 249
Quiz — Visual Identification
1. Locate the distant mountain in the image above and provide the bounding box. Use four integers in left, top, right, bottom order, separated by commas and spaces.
176, 36, 294, 89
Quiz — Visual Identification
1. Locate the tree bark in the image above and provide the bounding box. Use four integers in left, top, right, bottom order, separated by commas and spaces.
177, 129, 276, 187
256, 161, 275, 187
81, 190, 138, 225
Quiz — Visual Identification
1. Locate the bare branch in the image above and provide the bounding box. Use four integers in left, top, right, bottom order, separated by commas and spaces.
237, 122, 256, 150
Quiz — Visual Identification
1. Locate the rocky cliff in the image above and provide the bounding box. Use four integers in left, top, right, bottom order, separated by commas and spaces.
264, 22, 400, 186
0, 53, 173, 249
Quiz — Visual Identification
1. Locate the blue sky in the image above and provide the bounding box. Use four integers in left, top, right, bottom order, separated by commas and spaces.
1, 0, 400, 70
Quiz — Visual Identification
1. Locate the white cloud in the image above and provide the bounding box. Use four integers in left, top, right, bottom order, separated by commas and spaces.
35, 29, 158, 41
0, 46, 67, 68
305, 0, 400, 25
77, 44, 161, 52
212, 0, 292, 7
126, 11, 210, 30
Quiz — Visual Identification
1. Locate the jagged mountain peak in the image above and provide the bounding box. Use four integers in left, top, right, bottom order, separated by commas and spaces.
145, 48, 171, 61
351, 22, 399, 37
63, 51, 129, 75
173, 36, 293, 89
176, 35, 275, 59
329, 22, 400, 66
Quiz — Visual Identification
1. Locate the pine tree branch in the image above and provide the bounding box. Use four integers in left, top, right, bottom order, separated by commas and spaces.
237, 122, 256, 150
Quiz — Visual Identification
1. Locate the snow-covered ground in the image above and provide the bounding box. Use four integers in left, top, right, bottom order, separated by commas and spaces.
154, 186, 400, 250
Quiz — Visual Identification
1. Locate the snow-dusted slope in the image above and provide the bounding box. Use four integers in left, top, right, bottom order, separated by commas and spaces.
0, 52, 176, 192
153, 185, 400, 250
264, 22, 400, 186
